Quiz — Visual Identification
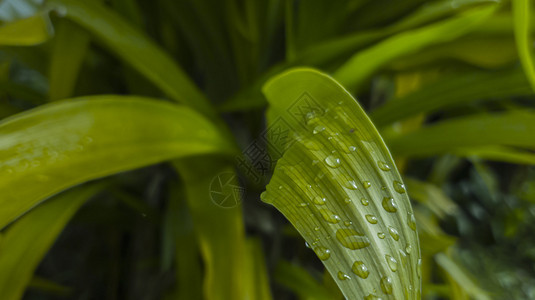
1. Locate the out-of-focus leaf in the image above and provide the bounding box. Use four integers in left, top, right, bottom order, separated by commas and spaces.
371, 67, 531, 127
48, 19, 89, 100
0, 183, 103, 300
0, 14, 51, 46
173, 158, 246, 300
46, 0, 216, 118
453, 145, 535, 165
0, 0, 42, 22
262, 69, 421, 299
414, 208, 457, 255
0, 96, 235, 229
512, 0, 535, 92
274, 261, 332, 300
27, 276, 72, 297
244, 239, 273, 300
435, 252, 491, 300
163, 183, 202, 300
405, 178, 458, 219
386, 110, 535, 157
333, 4, 498, 92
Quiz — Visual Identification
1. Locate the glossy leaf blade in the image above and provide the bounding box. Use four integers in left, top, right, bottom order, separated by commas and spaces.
0, 96, 234, 229
261, 69, 421, 299
0, 183, 103, 300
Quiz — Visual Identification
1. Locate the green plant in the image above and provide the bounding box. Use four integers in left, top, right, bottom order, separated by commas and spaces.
0, 0, 534, 299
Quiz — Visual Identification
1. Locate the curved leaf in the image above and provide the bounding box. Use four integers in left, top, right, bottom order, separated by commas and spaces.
261, 69, 421, 299
512, 0, 535, 92
46, 0, 216, 118
385, 110, 535, 157
0, 96, 235, 229
0, 183, 103, 300
0, 14, 51, 46
333, 3, 498, 92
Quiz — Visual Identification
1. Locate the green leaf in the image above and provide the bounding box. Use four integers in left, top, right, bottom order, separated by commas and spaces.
243, 239, 273, 300
405, 178, 457, 219
261, 68, 421, 299
0, 14, 52, 46
274, 261, 333, 300
512, 0, 535, 92
452, 145, 535, 165
46, 0, 216, 118
333, 3, 498, 92
0, 96, 234, 229
173, 158, 247, 300
0, 183, 103, 300
385, 110, 535, 157
48, 19, 89, 101
371, 68, 531, 127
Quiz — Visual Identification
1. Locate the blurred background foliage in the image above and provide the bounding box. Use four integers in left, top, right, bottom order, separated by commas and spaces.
1, 0, 535, 299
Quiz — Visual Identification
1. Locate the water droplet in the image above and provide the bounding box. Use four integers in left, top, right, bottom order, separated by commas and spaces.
260, 191, 267, 202
393, 180, 406, 194
348, 146, 357, 152
314, 226, 320, 231
336, 229, 370, 250
344, 198, 352, 204
344, 220, 352, 227
377, 232, 386, 239
380, 276, 393, 294
313, 125, 325, 134
325, 155, 341, 168
417, 258, 422, 278
312, 196, 327, 205
385, 255, 398, 272
363, 181, 372, 188
388, 226, 400, 241
364, 294, 382, 300
382, 197, 398, 213
360, 198, 369, 206
319, 209, 341, 224
303, 140, 321, 150
297, 202, 309, 207
405, 244, 412, 253
407, 212, 417, 231
337, 271, 351, 280
305, 242, 311, 248
352, 261, 369, 279
365, 214, 378, 224
377, 161, 391, 171
314, 246, 331, 261
341, 176, 359, 190
278, 185, 283, 190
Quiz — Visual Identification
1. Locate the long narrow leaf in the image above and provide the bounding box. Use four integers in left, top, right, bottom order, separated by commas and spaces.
512, 0, 535, 92
0, 183, 103, 300
0, 96, 235, 229
262, 69, 421, 299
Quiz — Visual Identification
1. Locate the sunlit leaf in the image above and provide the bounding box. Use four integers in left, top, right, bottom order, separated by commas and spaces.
0, 96, 235, 229
512, 0, 535, 92
262, 68, 421, 299
333, 3, 498, 92
0, 183, 103, 300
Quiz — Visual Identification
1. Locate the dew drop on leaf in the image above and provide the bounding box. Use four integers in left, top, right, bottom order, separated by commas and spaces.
313, 246, 331, 261
336, 229, 370, 250
351, 261, 370, 279
393, 180, 406, 194
365, 214, 378, 224
360, 198, 369, 206
385, 255, 398, 272
380, 276, 393, 294
377, 161, 391, 171
312, 196, 327, 205
319, 208, 341, 224
325, 155, 341, 168
337, 271, 351, 280
313, 125, 326, 134
407, 212, 417, 231
382, 197, 398, 213
377, 232, 386, 239
363, 181, 372, 188
388, 226, 400, 241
